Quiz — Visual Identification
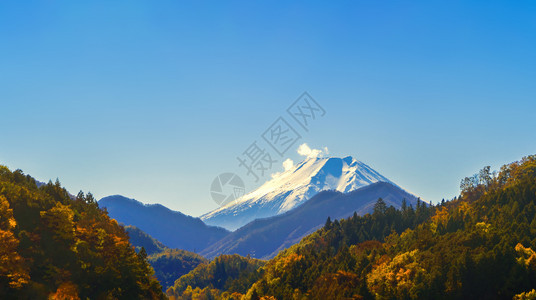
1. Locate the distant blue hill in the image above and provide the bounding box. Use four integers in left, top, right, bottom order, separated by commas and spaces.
123, 224, 168, 255
99, 195, 229, 252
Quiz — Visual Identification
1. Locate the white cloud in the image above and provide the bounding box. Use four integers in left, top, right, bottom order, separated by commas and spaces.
297, 143, 328, 158
271, 144, 328, 179
271, 158, 295, 179
282, 158, 294, 171
270, 172, 281, 179
297, 143, 314, 157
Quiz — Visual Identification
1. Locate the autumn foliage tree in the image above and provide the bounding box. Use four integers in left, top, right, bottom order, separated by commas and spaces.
0, 165, 165, 299
0, 195, 29, 293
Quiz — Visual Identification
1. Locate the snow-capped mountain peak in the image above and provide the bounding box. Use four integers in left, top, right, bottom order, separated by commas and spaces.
201, 155, 395, 231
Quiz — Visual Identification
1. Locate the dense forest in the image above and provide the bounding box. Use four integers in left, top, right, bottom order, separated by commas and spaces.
167, 155, 536, 299
0, 165, 165, 299
149, 248, 208, 291
167, 254, 265, 299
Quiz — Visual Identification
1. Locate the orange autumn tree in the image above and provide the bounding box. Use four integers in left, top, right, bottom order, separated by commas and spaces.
0, 195, 29, 292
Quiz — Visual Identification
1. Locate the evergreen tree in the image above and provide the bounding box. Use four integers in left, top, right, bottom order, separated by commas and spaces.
324, 216, 332, 230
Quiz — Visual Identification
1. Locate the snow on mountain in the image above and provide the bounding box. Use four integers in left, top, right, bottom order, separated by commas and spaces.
201, 155, 398, 231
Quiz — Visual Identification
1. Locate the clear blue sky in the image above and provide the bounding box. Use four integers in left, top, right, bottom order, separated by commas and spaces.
1, 1, 535, 217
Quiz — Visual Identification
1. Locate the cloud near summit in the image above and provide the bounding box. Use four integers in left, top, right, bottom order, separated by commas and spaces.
297, 143, 329, 158
271, 143, 329, 178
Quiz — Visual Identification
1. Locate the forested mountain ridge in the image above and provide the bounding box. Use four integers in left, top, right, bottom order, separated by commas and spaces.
124, 225, 168, 255
0, 165, 165, 299
123, 225, 208, 291
168, 155, 536, 299
166, 254, 265, 299
148, 248, 208, 291
249, 155, 536, 299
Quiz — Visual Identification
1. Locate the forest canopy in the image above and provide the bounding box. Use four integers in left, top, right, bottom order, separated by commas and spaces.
0, 166, 165, 299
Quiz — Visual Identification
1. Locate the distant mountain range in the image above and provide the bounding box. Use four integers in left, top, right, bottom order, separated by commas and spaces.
100, 155, 419, 259
201, 155, 397, 230
99, 195, 229, 252
200, 181, 417, 259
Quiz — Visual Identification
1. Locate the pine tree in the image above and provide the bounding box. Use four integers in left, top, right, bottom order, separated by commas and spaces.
325, 216, 332, 230
373, 198, 387, 216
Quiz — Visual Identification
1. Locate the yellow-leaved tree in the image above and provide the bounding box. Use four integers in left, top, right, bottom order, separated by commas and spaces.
0, 195, 29, 292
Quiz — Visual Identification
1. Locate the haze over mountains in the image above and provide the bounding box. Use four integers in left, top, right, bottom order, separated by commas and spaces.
100, 153, 418, 259
99, 195, 229, 252
5, 141, 534, 299
201, 155, 398, 230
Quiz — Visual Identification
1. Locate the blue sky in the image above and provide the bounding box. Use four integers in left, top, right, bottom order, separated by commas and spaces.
1, 1, 535, 216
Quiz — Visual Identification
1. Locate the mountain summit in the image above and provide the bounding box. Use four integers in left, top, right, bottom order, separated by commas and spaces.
201, 155, 398, 230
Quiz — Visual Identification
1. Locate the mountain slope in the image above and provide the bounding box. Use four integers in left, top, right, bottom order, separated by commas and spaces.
99, 195, 229, 252
122, 225, 207, 290
201, 156, 397, 230
166, 254, 265, 299
200, 181, 418, 259
148, 249, 207, 291
242, 155, 536, 299
174, 155, 536, 299
124, 225, 168, 255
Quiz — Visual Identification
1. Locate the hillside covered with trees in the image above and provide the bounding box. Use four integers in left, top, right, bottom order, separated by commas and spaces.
0, 165, 165, 299
167, 254, 265, 299
149, 248, 208, 291
167, 155, 536, 299
123, 225, 209, 290
124, 225, 169, 255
